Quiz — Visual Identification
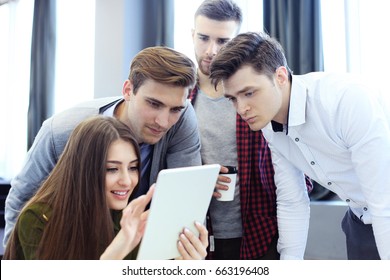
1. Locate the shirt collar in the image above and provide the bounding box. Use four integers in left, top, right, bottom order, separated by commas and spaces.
270, 76, 307, 134
288, 75, 308, 128
102, 99, 123, 117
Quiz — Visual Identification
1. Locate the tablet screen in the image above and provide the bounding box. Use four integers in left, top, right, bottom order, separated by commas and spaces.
136, 164, 220, 260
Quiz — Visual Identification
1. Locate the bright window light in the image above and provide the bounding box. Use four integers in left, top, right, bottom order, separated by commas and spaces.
0, 1, 33, 180
321, 0, 390, 105
54, 0, 95, 113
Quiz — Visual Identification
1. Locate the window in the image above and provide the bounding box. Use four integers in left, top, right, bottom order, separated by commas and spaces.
54, 0, 95, 113
0, 0, 95, 181
321, 0, 390, 104
0, 1, 33, 181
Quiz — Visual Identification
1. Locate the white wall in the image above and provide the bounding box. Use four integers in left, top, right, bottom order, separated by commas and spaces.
94, 0, 144, 98
94, 0, 125, 98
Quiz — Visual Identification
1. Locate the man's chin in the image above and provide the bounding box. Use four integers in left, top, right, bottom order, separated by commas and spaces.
248, 123, 262, 131
199, 66, 210, 76
142, 135, 163, 145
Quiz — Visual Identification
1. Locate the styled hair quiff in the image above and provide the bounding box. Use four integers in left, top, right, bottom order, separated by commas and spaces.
210, 32, 292, 89
128, 46, 196, 94
195, 0, 243, 27
4, 116, 141, 259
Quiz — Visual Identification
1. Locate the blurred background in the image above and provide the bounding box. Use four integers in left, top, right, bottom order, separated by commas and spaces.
1, 0, 389, 259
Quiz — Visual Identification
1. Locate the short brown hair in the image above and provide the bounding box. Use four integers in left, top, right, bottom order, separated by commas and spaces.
128, 46, 196, 94
210, 32, 292, 88
195, 0, 242, 28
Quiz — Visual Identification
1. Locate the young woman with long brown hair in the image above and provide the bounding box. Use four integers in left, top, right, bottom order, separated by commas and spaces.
3, 116, 207, 259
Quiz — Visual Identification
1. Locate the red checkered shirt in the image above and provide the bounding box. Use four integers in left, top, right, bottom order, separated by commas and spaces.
190, 86, 279, 259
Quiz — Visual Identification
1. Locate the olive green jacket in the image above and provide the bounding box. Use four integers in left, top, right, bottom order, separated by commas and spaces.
14, 203, 138, 260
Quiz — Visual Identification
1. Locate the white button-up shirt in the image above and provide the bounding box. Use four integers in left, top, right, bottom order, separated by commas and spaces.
263, 72, 390, 259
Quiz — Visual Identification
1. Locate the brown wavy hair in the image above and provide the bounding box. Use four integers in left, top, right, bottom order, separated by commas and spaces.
210, 32, 292, 89
3, 116, 141, 259
128, 46, 196, 94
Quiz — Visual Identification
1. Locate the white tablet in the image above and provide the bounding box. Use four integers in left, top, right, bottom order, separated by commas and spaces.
136, 164, 220, 260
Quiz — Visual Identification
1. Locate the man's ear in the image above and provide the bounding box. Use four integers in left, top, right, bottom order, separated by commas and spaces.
275, 66, 289, 86
122, 79, 133, 101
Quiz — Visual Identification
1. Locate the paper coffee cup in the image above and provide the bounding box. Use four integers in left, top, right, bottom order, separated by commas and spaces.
216, 173, 237, 201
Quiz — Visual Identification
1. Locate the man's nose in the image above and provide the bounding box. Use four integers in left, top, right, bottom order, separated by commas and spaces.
206, 41, 218, 57
155, 110, 169, 128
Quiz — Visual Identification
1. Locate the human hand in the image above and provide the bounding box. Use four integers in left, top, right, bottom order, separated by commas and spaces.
100, 185, 155, 260
213, 165, 231, 199
119, 185, 154, 249
175, 221, 208, 260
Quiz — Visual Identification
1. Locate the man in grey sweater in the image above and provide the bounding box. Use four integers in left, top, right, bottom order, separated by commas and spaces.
4, 46, 204, 253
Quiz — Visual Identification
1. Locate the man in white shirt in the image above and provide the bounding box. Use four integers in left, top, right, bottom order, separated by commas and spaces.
209, 31, 390, 260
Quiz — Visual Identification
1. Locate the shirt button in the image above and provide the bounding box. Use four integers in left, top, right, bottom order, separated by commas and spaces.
346, 199, 350, 202
310, 161, 315, 165
363, 207, 368, 211
327, 182, 332, 186
295, 138, 299, 142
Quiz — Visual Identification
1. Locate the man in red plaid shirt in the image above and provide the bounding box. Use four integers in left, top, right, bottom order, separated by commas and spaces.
189, 0, 312, 260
